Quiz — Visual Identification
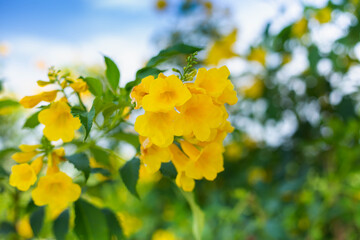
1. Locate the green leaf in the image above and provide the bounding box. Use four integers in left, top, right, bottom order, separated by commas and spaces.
71, 105, 96, 140
66, 153, 91, 180
90, 146, 110, 166
91, 168, 111, 177
23, 111, 40, 129
102, 208, 124, 239
125, 67, 164, 92
74, 199, 109, 240
0, 222, 15, 235
30, 206, 45, 237
0, 99, 20, 109
0, 166, 8, 179
146, 43, 202, 67
119, 157, 140, 198
53, 209, 70, 240
84, 77, 103, 97
104, 56, 120, 92
181, 191, 204, 240
160, 162, 177, 179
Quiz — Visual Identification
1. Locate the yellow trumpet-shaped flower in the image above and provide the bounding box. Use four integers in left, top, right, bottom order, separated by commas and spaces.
46, 148, 66, 175
142, 75, 191, 112
38, 101, 81, 142
315, 7, 332, 24
70, 78, 89, 93
292, 18, 308, 38
174, 94, 224, 141
205, 29, 237, 66
31, 172, 81, 213
11, 144, 40, 163
139, 137, 171, 173
240, 78, 264, 99
9, 163, 37, 191
20, 90, 58, 108
247, 47, 267, 66
130, 75, 155, 109
194, 66, 230, 98
16, 216, 33, 239
135, 110, 178, 147
175, 171, 195, 192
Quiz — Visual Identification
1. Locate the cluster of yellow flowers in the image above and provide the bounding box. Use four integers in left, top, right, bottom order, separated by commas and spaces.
131, 66, 237, 191
9, 69, 88, 217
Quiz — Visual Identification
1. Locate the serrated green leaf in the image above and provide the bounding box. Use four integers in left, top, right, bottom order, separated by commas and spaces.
119, 157, 140, 198
71, 105, 95, 141
74, 199, 108, 240
53, 209, 70, 240
102, 208, 124, 239
84, 77, 103, 97
104, 56, 120, 92
66, 153, 91, 180
23, 111, 40, 129
146, 43, 202, 67
160, 162, 177, 179
30, 206, 45, 237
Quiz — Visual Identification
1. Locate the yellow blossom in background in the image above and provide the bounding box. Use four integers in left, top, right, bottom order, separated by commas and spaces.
0, 43, 10, 56
32, 171, 81, 215
142, 75, 191, 112
118, 212, 143, 237
9, 163, 37, 191
247, 47, 266, 66
156, 0, 167, 10
152, 229, 177, 240
130, 75, 154, 109
38, 101, 81, 142
248, 167, 267, 185
205, 29, 237, 66
282, 53, 292, 65
225, 142, 242, 160
240, 78, 264, 99
70, 78, 89, 93
203, 1, 213, 15
19, 90, 58, 108
175, 94, 224, 141
292, 18, 308, 38
135, 110, 178, 147
314, 7, 332, 24
16, 216, 33, 239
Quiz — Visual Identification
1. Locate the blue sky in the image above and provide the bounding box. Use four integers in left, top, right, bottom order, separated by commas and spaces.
0, 0, 326, 96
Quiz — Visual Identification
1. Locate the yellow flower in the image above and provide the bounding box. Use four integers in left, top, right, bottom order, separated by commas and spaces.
315, 7, 332, 24
142, 75, 191, 112
70, 78, 89, 93
11, 151, 38, 163
282, 53, 292, 65
20, 90, 58, 108
240, 78, 264, 99
175, 171, 195, 192
38, 101, 81, 142
139, 137, 171, 173
152, 229, 177, 240
16, 216, 33, 239
46, 148, 66, 175
247, 47, 267, 66
174, 94, 224, 141
134, 110, 178, 147
292, 18, 308, 38
194, 66, 230, 98
130, 75, 155, 109
248, 167, 267, 185
37, 80, 51, 87
168, 143, 191, 172
31, 171, 81, 214
182, 142, 224, 181
9, 163, 37, 191
30, 156, 44, 174
216, 80, 238, 105
156, 0, 167, 10
225, 142, 242, 160
205, 29, 237, 66
118, 212, 143, 237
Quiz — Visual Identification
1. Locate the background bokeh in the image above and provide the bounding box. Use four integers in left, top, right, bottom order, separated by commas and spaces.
2, 0, 360, 239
